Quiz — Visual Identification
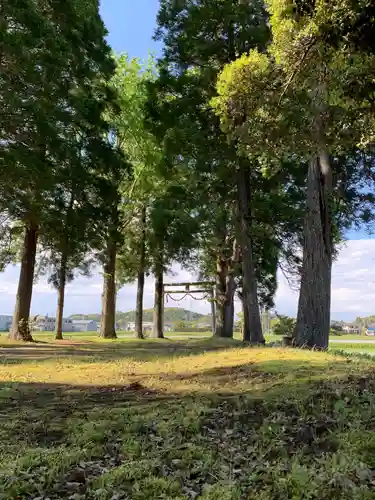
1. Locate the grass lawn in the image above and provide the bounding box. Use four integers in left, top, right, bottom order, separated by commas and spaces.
6, 330, 371, 342
329, 334, 375, 341
330, 344, 375, 356
1, 338, 375, 499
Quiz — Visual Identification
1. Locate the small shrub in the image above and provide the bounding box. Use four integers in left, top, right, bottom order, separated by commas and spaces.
273, 315, 296, 336
330, 328, 343, 336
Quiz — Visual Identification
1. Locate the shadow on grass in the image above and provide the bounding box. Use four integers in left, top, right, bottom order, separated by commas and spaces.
0, 338, 244, 364
2, 354, 375, 499
0, 380, 175, 447
0, 355, 369, 445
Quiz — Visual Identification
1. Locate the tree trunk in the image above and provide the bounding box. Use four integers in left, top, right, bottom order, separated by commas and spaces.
55, 253, 67, 340
214, 256, 235, 338
135, 205, 146, 338
55, 191, 75, 340
9, 223, 38, 341
295, 152, 332, 349
152, 263, 164, 338
215, 257, 227, 337
210, 289, 216, 335
224, 275, 235, 336
236, 163, 264, 344
99, 239, 117, 339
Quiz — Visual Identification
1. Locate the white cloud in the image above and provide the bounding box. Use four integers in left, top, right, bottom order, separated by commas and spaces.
0, 239, 374, 320
275, 238, 375, 320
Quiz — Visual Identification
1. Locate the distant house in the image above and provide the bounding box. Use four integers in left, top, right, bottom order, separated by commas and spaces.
0, 315, 12, 332
126, 322, 172, 333
72, 319, 98, 332
342, 324, 360, 333
366, 323, 375, 336
35, 316, 74, 332
126, 321, 152, 332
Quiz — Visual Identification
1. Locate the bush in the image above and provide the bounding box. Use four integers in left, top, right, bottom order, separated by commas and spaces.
330, 328, 343, 336
273, 315, 296, 336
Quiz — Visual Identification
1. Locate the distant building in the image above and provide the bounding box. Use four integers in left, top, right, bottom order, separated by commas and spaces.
342, 324, 360, 333
72, 319, 98, 332
366, 323, 375, 336
35, 316, 74, 332
126, 321, 151, 332
0, 315, 12, 332
126, 321, 172, 332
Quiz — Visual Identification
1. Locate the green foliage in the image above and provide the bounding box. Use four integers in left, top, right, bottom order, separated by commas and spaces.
174, 320, 189, 332
109, 54, 162, 197
212, 50, 276, 144
273, 315, 296, 336
150, 0, 292, 316
356, 315, 375, 327
108, 54, 196, 287
156, 0, 269, 69
330, 323, 344, 336
1, 0, 117, 223
212, 0, 375, 347
1, 0, 123, 340
214, 0, 375, 156
3, 0, 375, 346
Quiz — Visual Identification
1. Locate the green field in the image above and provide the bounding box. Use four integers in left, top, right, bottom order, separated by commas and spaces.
330, 344, 375, 356
4, 330, 372, 342
1, 336, 375, 498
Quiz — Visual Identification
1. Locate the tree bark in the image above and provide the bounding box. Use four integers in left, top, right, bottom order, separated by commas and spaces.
135, 205, 146, 338
9, 223, 38, 341
99, 239, 117, 339
295, 152, 332, 349
55, 191, 75, 340
214, 256, 236, 338
210, 289, 216, 335
55, 253, 67, 340
236, 163, 264, 344
152, 263, 164, 338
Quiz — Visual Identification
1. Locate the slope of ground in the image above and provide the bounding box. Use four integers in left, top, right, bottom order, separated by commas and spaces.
0, 339, 375, 499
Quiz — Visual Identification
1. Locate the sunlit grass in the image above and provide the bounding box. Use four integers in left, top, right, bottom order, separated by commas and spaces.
2, 330, 370, 345
0, 340, 358, 393
330, 343, 375, 351
1, 338, 375, 498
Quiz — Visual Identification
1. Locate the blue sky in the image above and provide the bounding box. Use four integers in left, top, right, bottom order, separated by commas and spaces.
99, 0, 161, 59
0, 2, 372, 320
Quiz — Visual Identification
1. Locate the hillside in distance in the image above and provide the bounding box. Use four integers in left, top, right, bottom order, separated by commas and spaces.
69, 307, 208, 324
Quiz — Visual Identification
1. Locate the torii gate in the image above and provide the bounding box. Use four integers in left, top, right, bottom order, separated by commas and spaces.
163, 281, 216, 334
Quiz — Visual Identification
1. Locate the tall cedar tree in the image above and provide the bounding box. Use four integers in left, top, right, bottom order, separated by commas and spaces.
1, 0, 117, 340
38, 186, 98, 340
109, 56, 201, 340
148, 181, 201, 338
97, 160, 125, 340
108, 55, 162, 339
270, 0, 375, 348
150, 0, 271, 342
213, 1, 375, 348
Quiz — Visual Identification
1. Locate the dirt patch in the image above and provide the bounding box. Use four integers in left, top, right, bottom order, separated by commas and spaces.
53, 339, 90, 345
